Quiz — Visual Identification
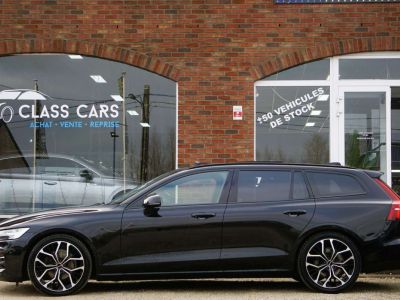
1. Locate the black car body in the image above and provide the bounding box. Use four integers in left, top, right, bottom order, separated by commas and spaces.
0, 162, 400, 295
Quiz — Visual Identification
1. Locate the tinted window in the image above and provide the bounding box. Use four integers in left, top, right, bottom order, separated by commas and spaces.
152, 171, 229, 206
0, 157, 33, 174
237, 171, 291, 202
307, 172, 365, 197
37, 157, 83, 176
293, 172, 309, 200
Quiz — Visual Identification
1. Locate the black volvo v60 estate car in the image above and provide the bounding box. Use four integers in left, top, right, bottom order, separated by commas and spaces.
0, 162, 400, 296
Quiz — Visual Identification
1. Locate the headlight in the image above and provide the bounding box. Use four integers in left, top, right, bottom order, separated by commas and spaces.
0, 228, 30, 240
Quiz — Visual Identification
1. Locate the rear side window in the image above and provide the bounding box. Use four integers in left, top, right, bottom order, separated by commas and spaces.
293, 172, 309, 200
307, 172, 365, 197
237, 171, 291, 202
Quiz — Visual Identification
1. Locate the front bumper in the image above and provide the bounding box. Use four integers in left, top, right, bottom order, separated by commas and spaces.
0, 239, 28, 282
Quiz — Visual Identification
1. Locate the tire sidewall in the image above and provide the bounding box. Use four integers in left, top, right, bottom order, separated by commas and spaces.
297, 232, 361, 294
27, 234, 92, 296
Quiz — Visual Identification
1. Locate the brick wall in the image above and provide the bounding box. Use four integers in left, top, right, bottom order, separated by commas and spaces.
1, 0, 400, 166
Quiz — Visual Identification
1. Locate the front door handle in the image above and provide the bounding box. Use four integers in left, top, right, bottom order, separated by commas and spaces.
283, 210, 306, 217
44, 181, 58, 185
191, 212, 216, 220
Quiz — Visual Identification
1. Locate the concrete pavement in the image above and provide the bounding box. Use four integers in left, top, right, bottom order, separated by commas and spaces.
0, 276, 399, 300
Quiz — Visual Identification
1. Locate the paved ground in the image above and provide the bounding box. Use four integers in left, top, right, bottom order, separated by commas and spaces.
0, 275, 399, 299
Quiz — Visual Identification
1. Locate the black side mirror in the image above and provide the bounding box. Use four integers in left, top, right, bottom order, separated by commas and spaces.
79, 169, 93, 181
143, 194, 162, 208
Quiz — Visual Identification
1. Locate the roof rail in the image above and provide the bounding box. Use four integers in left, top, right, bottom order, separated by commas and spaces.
328, 162, 342, 166
188, 161, 352, 169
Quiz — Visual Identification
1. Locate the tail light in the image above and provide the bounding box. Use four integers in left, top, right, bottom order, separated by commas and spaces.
374, 179, 400, 221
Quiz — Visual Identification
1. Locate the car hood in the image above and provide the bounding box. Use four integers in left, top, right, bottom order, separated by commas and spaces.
0, 205, 113, 228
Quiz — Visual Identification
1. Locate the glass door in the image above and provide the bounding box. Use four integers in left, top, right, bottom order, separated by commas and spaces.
337, 87, 391, 185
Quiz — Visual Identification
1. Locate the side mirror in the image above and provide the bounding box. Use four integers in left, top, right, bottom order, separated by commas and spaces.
79, 169, 93, 181
143, 194, 162, 208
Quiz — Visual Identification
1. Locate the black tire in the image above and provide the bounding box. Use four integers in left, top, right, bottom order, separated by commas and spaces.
297, 232, 361, 294
27, 234, 92, 296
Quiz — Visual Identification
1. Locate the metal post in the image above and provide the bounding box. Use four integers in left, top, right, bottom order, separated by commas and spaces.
140, 85, 150, 182
32, 80, 38, 212
121, 72, 127, 192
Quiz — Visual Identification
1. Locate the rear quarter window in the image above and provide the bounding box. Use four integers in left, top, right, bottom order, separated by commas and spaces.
307, 172, 365, 198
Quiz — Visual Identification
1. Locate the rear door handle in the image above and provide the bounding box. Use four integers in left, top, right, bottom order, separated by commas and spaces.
191, 212, 216, 220
283, 210, 306, 217
44, 181, 58, 185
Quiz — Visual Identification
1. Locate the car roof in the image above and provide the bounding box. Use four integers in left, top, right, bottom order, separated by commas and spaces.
188, 161, 354, 170
0, 153, 105, 176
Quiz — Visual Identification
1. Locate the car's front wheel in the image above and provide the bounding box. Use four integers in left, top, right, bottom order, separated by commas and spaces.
297, 232, 361, 293
27, 234, 92, 296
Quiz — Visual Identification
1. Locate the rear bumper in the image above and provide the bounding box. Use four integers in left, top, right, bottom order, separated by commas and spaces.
363, 220, 400, 273
363, 237, 400, 272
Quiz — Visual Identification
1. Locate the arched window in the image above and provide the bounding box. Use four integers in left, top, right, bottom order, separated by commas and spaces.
0, 54, 177, 215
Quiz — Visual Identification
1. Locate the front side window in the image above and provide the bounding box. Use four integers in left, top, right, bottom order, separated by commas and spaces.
237, 170, 291, 203
152, 172, 229, 206
307, 172, 365, 198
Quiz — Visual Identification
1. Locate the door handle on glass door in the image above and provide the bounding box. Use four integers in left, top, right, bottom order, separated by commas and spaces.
44, 181, 58, 185
191, 213, 216, 220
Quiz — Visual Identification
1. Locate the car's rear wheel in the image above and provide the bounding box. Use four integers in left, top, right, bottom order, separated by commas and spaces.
297, 232, 361, 293
27, 234, 92, 296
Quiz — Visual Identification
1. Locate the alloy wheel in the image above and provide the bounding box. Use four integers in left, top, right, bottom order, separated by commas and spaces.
305, 238, 355, 289
33, 241, 85, 293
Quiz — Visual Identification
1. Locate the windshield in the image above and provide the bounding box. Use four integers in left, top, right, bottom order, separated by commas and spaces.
109, 169, 182, 204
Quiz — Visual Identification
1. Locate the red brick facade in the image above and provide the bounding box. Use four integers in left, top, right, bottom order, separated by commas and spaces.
1, 1, 400, 166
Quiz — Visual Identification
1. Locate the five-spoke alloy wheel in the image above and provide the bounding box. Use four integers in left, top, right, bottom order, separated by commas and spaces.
297, 232, 361, 293
28, 234, 92, 296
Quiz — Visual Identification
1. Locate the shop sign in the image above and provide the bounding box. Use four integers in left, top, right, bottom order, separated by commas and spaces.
0, 89, 120, 129
233, 105, 243, 120
257, 87, 325, 129
276, 0, 399, 3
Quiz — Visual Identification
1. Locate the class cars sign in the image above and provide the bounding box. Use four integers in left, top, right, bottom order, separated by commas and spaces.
0, 89, 120, 128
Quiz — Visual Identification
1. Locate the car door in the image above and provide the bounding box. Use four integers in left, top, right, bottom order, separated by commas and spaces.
119, 170, 232, 274
221, 168, 315, 272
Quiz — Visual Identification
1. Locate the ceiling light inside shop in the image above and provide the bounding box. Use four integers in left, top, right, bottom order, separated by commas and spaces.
127, 110, 139, 116
317, 94, 329, 101
310, 110, 322, 116
140, 122, 151, 127
111, 95, 124, 102
305, 122, 315, 127
68, 55, 83, 59
90, 75, 107, 83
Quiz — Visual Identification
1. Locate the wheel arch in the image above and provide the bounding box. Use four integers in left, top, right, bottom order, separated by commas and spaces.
293, 225, 365, 273
23, 228, 97, 280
